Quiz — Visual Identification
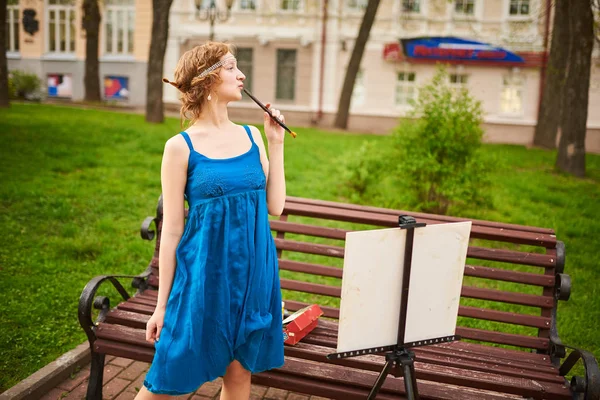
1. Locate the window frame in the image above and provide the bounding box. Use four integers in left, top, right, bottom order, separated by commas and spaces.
275, 48, 297, 101
6, 0, 20, 54
46, 0, 77, 55
395, 70, 417, 108
401, 0, 421, 14
454, 0, 475, 17
508, 0, 530, 17
346, 0, 368, 13
351, 69, 366, 108
279, 0, 304, 13
499, 70, 525, 116
103, 0, 136, 57
236, 0, 257, 11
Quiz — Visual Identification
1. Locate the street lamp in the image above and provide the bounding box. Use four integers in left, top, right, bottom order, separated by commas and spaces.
195, 0, 235, 42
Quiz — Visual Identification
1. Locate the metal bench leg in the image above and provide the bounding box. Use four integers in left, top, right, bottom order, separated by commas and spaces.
86, 350, 105, 400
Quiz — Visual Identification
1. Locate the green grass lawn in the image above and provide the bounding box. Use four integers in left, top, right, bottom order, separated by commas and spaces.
0, 103, 599, 392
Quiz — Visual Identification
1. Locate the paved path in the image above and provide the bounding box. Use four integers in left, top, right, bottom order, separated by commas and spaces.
40, 356, 329, 400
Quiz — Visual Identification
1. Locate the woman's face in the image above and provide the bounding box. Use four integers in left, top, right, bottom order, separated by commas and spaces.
213, 52, 246, 102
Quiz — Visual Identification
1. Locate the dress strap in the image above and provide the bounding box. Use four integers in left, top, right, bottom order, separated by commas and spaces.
243, 125, 255, 145
180, 131, 195, 151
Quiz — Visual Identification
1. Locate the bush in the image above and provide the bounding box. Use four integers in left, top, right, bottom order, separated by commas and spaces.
9, 70, 43, 101
340, 66, 493, 215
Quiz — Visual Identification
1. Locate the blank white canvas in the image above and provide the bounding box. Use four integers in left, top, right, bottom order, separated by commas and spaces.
336, 221, 471, 353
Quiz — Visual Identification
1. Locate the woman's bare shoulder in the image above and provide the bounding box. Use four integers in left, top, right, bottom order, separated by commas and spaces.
163, 132, 189, 155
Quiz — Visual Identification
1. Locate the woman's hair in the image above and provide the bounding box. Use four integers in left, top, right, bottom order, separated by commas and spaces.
163, 41, 233, 127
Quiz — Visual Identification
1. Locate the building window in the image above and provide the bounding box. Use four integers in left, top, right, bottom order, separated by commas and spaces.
352, 70, 365, 107
500, 73, 523, 114
454, 0, 475, 15
347, 0, 367, 11
402, 0, 420, 12
509, 0, 529, 16
104, 0, 135, 55
280, 0, 301, 11
276, 49, 296, 101
395, 71, 416, 106
6, 0, 19, 52
449, 73, 468, 88
196, 0, 211, 10
238, 0, 256, 10
47, 0, 76, 53
237, 48, 253, 98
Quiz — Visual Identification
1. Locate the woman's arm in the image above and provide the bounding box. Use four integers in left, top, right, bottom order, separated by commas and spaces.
249, 122, 286, 216
156, 137, 188, 311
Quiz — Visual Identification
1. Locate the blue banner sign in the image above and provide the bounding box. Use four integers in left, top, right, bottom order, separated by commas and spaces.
400, 37, 524, 63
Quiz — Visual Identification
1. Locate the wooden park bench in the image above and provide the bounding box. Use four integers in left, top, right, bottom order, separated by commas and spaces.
78, 196, 600, 399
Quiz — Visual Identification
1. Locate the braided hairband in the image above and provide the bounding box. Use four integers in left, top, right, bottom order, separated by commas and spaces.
197, 55, 236, 78
162, 55, 237, 89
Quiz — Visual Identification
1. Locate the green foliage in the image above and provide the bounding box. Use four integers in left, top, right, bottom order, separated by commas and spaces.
340, 66, 493, 215
8, 70, 43, 100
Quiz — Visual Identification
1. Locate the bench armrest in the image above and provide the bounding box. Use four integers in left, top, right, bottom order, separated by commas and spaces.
77, 270, 151, 345
550, 272, 600, 399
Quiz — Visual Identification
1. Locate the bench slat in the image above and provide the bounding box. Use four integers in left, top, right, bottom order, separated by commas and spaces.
281, 202, 557, 248
286, 342, 564, 384
271, 220, 347, 241
279, 260, 343, 278
464, 265, 555, 287
275, 238, 557, 269
461, 286, 553, 308
458, 306, 551, 329
284, 299, 550, 329
304, 328, 558, 374
456, 327, 549, 350
279, 355, 569, 399
96, 323, 563, 399
310, 318, 554, 365
285, 197, 555, 235
280, 280, 553, 309
94, 339, 154, 364
105, 309, 148, 329
256, 359, 524, 400
117, 301, 154, 315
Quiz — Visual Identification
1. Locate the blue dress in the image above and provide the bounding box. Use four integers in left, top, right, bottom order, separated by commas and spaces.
143, 125, 285, 395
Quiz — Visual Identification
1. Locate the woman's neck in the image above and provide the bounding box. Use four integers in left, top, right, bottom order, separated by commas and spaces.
196, 99, 230, 129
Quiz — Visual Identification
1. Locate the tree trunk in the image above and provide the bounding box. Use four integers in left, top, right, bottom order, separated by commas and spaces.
556, 0, 594, 177
83, 0, 101, 102
533, 0, 570, 149
334, 0, 381, 129
146, 0, 174, 124
0, 0, 10, 108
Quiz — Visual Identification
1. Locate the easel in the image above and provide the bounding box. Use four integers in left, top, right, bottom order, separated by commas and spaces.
327, 216, 461, 400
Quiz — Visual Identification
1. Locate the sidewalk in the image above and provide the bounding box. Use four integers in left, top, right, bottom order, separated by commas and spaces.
39, 356, 329, 400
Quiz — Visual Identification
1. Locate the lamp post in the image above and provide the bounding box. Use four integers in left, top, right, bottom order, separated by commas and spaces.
195, 0, 235, 42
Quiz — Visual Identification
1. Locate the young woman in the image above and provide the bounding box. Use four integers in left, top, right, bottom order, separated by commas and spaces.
136, 42, 286, 399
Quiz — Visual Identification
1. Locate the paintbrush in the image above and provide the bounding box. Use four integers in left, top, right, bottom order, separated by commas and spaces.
243, 89, 297, 138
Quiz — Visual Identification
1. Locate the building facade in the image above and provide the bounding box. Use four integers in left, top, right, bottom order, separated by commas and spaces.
6, 0, 600, 150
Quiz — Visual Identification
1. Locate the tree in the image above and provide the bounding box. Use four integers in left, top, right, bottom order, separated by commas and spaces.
334, 0, 381, 129
0, 0, 10, 108
146, 0, 174, 123
82, 0, 102, 102
533, 0, 570, 149
556, 0, 595, 177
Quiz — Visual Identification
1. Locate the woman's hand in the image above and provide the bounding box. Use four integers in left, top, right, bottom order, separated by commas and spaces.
263, 103, 285, 145
146, 308, 166, 344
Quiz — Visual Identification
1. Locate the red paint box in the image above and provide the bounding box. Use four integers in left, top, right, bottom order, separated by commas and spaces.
282, 304, 324, 345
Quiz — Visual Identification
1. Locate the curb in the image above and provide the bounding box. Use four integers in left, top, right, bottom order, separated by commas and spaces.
0, 342, 91, 400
